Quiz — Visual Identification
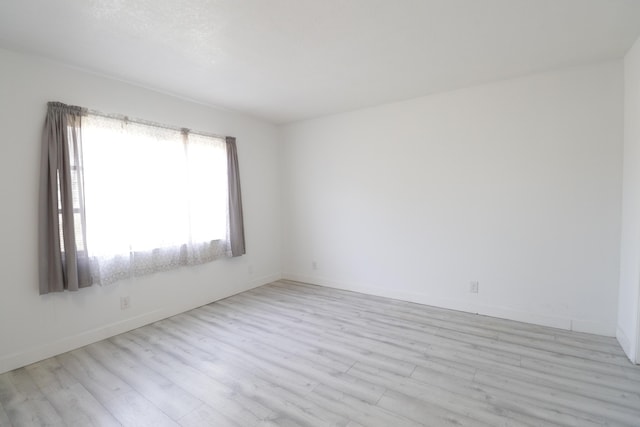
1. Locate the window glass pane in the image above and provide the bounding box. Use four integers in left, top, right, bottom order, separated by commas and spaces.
187, 133, 228, 241
58, 212, 64, 252
81, 115, 228, 257
73, 212, 85, 251
83, 115, 134, 256
71, 171, 81, 210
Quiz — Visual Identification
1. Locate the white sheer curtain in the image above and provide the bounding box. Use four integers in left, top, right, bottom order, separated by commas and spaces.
82, 114, 231, 285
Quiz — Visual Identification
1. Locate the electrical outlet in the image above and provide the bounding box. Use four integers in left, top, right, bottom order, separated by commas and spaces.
312, 261, 318, 270
120, 296, 131, 310
469, 281, 479, 293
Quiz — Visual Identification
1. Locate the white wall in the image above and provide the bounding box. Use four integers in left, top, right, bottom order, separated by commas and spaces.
0, 48, 282, 374
618, 36, 640, 363
282, 61, 623, 336
0, 45, 630, 373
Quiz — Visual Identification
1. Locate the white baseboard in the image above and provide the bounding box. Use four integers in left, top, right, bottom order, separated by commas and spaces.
246, 273, 282, 291
0, 273, 281, 375
616, 326, 637, 364
3, 270, 618, 375
152, 272, 283, 326
0, 310, 164, 375
283, 273, 615, 337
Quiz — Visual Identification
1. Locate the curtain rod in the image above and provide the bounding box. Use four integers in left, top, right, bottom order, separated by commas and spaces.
84, 107, 228, 141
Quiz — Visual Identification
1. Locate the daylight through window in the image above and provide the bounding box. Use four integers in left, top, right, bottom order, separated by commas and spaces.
79, 114, 233, 284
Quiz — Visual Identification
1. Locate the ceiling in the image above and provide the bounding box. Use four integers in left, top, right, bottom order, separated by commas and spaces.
1, 0, 639, 124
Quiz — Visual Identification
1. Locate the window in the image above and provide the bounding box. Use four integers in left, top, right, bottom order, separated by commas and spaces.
79, 114, 235, 284
39, 101, 245, 294
56, 127, 87, 254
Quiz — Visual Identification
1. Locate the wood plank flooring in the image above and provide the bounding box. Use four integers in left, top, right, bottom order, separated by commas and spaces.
1, 280, 639, 426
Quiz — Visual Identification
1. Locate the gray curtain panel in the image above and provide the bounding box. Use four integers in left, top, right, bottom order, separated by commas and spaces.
38, 102, 92, 294
226, 136, 246, 256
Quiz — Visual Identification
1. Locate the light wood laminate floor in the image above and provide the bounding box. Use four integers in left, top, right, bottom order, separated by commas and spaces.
1, 280, 639, 426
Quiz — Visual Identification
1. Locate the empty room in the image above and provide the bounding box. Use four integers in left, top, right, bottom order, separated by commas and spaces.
1, 0, 640, 425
